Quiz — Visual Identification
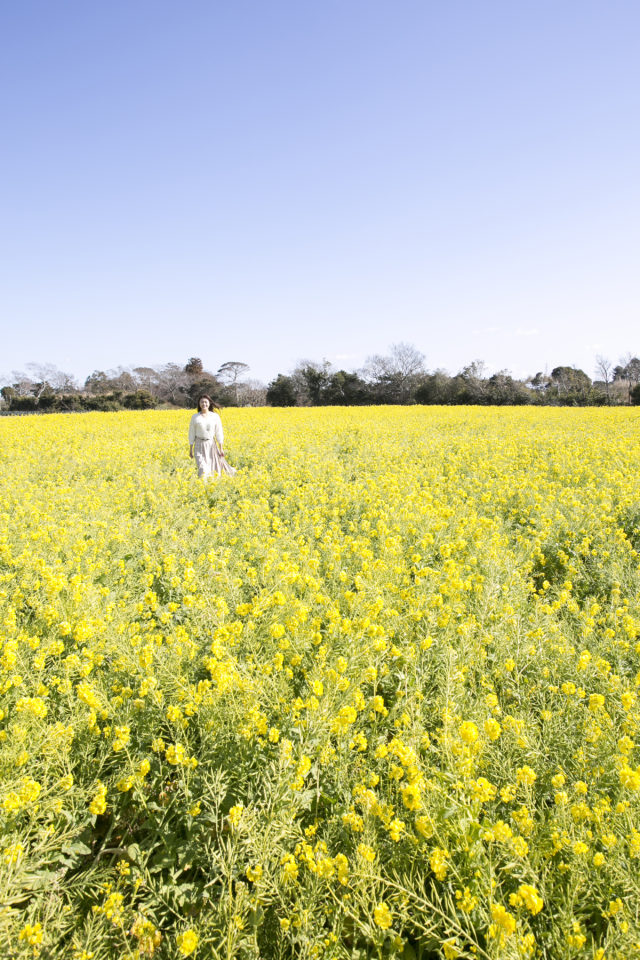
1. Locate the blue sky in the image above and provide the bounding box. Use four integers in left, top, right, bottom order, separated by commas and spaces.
2, 0, 639, 386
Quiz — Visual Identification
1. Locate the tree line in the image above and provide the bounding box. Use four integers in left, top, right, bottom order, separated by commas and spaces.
2, 347, 640, 412
0, 359, 265, 413
266, 347, 640, 407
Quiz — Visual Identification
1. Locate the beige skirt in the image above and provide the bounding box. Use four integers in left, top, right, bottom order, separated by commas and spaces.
193, 438, 237, 478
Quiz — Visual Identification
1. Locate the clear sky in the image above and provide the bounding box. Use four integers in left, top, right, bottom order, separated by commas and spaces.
2, 0, 639, 386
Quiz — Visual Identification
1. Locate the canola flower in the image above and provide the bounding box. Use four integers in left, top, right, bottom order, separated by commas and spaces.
373, 902, 393, 930
0, 406, 639, 957
176, 929, 199, 956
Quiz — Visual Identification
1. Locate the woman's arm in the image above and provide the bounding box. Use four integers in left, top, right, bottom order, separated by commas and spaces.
188, 414, 197, 446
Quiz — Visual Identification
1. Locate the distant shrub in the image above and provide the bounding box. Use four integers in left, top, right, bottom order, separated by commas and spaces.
122, 390, 156, 409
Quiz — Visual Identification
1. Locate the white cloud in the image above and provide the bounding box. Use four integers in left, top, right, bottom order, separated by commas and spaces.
514, 328, 540, 337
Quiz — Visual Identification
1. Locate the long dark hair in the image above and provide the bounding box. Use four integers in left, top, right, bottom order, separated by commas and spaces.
196, 395, 221, 413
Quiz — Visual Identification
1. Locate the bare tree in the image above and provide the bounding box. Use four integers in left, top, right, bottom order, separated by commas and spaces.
595, 355, 613, 404
624, 356, 640, 386
460, 359, 486, 381
156, 363, 190, 405
84, 371, 110, 394
217, 361, 250, 404
236, 379, 267, 406
363, 342, 426, 402
133, 367, 161, 394
615, 354, 640, 404
105, 367, 136, 392
10, 370, 38, 396
6, 363, 77, 398
26, 363, 78, 393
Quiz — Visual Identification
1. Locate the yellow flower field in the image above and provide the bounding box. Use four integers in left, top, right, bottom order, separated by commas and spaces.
0, 407, 639, 959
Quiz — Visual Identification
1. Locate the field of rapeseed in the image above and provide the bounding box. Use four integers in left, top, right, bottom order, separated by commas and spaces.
1, 407, 640, 960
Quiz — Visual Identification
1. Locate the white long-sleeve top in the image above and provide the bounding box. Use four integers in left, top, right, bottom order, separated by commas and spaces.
188, 411, 224, 446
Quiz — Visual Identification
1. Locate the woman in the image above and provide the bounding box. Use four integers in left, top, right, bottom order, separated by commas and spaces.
188, 395, 236, 479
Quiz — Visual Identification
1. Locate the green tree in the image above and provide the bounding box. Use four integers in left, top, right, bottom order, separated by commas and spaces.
549, 366, 593, 405
414, 370, 453, 404
293, 362, 331, 405
185, 357, 204, 376
325, 370, 371, 405
266, 374, 298, 406
122, 390, 156, 409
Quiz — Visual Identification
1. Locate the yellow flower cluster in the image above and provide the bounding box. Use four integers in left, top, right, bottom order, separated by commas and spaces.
1, 406, 640, 957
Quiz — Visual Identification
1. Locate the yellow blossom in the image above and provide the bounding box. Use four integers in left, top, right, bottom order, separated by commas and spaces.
373, 902, 393, 930
176, 930, 199, 956
458, 721, 479, 744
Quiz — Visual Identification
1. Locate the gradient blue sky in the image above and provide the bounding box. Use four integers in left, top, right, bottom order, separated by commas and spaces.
2, 0, 639, 386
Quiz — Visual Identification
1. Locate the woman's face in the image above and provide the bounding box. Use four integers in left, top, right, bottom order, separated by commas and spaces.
199, 398, 210, 413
